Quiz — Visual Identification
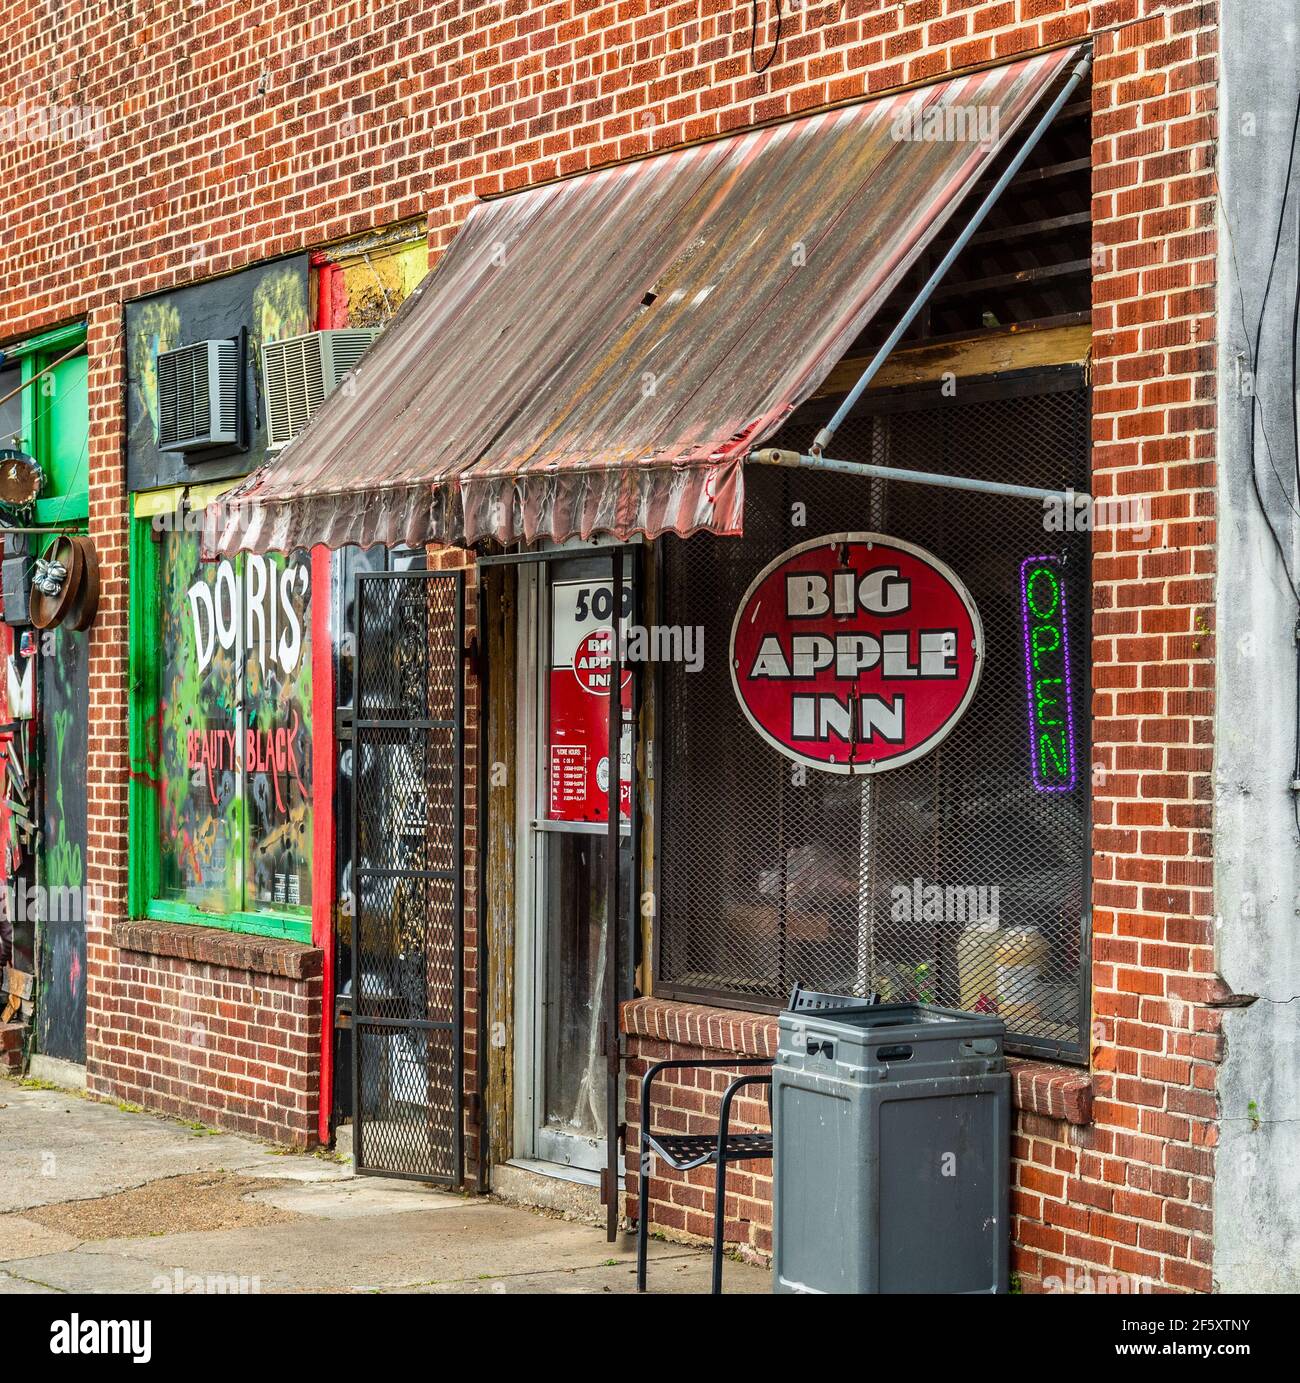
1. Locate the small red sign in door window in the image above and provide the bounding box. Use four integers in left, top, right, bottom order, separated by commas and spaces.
547, 580, 631, 822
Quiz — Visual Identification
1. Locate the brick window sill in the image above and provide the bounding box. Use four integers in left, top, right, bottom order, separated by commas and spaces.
621, 997, 1093, 1125
113, 919, 324, 981
1005, 1058, 1093, 1125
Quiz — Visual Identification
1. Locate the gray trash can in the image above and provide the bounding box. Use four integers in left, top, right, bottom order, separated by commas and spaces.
772, 1002, 1009, 1294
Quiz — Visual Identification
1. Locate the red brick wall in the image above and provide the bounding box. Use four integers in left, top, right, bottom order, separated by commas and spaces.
428, 545, 484, 1187
1011, 1102, 1213, 1293
83, 301, 133, 1119
625, 987, 1211, 1293
1083, 0, 1219, 1296
624, 1003, 778, 1261
91, 922, 323, 1147
1, 0, 1221, 1282
0, 1022, 22, 1074
624, 2, 1223, 1292
624, 1001, 1094, 1279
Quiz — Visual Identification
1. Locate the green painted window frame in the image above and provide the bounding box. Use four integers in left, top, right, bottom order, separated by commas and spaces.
127, 499, 311, 944
10, 322, 91, 524
6, 321, 87, 357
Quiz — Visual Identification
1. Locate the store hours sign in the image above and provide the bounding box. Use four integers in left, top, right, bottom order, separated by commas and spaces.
730, 534, 983, 774
547, 578, 632, 823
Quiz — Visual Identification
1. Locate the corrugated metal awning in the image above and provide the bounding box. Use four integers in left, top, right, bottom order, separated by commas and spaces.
218, 46, 1080, 554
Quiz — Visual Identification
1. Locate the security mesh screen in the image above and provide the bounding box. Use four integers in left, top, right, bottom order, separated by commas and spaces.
353, 570, 462, 1180
658, 375, 1090, 1060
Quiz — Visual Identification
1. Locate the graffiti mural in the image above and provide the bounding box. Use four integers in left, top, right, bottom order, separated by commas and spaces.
0, 621, 38, 986
158, 529, 241, 913
126, 255, 310, 491
37, 625, 89, 1062
1, 626, 38, 983
158, 529, 312, 916
243, 551, 313, 909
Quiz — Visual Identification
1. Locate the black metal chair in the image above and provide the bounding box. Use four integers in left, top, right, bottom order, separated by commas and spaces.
635, 982, 879, 1293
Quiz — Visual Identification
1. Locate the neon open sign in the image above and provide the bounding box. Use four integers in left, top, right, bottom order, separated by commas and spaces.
1019, 555, 1077, 792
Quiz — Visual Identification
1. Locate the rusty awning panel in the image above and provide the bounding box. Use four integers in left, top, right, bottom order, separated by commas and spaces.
218, 46, 1080, 554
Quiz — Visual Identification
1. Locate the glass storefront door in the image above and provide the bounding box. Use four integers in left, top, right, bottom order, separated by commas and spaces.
517, 556, 633, 1173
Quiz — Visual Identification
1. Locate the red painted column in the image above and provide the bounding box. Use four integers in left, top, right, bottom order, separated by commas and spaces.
311, 258, 346, 330
0, 623, 13, 975
310, 544, 336, 1145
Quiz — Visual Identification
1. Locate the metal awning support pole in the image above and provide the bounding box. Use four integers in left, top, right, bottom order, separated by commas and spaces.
750, 447, 1087, 505
810, 48, 1093, 458
603, 552, 623, 1243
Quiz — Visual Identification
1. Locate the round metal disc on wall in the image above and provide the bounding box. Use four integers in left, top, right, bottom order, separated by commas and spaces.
66, 536, 101, 631
0, 448, 44, 507
29, 535, 84, 630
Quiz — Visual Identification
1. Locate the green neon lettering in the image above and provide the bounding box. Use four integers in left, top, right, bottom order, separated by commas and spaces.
1021, 556, 1075, 791
1034, 675, 1063, 726
1038, 729, 1068, 780
1031, 623, 1060, 668
1026, 568, 1060, 621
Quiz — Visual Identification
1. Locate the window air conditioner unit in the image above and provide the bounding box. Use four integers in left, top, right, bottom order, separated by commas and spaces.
261, 328, 380, 450
156, 338, 243, 452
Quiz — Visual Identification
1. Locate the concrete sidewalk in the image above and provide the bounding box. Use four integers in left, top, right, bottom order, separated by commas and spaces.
0, 1078, 769, 1294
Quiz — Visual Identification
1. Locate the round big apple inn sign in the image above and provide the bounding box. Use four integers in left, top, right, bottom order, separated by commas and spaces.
729, 533, 983, 774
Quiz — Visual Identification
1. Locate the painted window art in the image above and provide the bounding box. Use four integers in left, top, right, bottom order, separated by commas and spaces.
156, 528, 313, 917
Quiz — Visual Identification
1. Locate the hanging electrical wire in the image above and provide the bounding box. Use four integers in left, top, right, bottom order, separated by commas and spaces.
1290, 103, 1300, 838
1220, 89, 1300, 835
749, 0, 783, 76
1250, 93, 1300, 838
1217, 91, 1300, 601
1228, 94, 1300, 829
1293, 157, 1300, 504
0, 363, 92, 540
0, 341, 86, 414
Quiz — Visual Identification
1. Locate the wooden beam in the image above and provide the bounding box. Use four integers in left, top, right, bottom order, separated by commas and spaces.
964, 210, 1091, 247
811, 321, 1091, 399
485, 563, 517, 1170
969, 155, 1091, 196
929, 258, 1092, 301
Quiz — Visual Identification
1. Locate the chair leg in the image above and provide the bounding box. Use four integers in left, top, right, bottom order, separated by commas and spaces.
710, 1070, 765, 1296
711, 1152, 728, 1295
637, 1066, 656, 1293
636, 1162, 650, 1292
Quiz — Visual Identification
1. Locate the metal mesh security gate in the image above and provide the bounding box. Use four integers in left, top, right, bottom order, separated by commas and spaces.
351, 569, 464, 1180
658, 372, 1090, 1061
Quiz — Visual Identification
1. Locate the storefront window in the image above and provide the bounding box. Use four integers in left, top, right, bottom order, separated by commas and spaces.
152, 523, 313, 925
656, 377, 1091, 1061
242, 551, 313, 909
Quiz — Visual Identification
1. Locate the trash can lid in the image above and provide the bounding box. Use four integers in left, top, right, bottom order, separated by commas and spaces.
779, 1000, 1006, 1037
